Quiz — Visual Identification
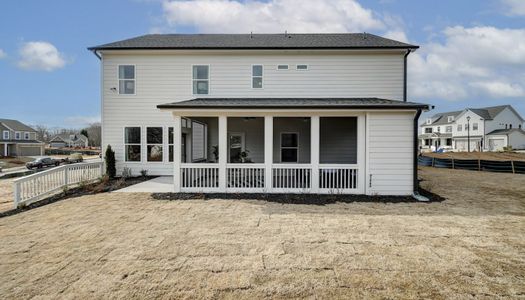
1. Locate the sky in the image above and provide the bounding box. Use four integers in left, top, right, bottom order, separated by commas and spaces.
0, 0, 524, 128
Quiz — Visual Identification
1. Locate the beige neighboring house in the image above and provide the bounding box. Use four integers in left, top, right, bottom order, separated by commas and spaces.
49, 133, 89, 148
0, 119, 45, 157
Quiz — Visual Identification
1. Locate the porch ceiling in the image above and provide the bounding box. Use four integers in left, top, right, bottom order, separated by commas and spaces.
157, 97, 429, 110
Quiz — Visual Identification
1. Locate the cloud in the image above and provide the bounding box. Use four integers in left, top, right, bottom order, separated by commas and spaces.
0, 49, 6, 59
409, 26, 525, 100
17, 41, 67, 71
501, 0, 525, 16
162, 0, 385, 33
64, 116, 101, 128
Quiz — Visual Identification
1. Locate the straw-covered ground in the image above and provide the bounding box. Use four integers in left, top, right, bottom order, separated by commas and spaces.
0, 167, 524, 299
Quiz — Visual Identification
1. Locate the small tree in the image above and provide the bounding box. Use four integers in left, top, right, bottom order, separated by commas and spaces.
105, 145, 116, 178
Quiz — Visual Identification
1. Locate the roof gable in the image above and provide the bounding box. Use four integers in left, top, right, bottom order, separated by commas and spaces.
0, 119, 36, 132
89, 33, 418, 51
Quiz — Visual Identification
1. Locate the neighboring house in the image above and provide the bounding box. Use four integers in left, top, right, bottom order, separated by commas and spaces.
49, 133, 89, 148
0, 119, 45, 157
88, 33, 429, 196
419, 105, 525, 152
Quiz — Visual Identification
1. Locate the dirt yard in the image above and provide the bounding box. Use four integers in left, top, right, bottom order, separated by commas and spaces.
0, 167, 524, 299
0, 178, 14, 212
424, 151, 525, 161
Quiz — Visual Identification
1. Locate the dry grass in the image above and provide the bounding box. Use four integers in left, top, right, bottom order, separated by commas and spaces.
0, 167, 524, 299
424, 151, 525, 161
0, 157, 34, 169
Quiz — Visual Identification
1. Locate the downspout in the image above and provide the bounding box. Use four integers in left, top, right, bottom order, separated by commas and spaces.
413, 108, 429, 201
403, 49, 412, 102
90, 49, 101, 60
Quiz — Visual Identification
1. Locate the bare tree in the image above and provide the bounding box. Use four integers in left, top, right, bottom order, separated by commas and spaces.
86, 122, 101, 147
33, 125, 50, 143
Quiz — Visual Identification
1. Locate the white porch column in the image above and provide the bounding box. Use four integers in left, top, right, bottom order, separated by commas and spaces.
218, 116, 227, 192
264, 116, 273, 191
173, 115, 182, 192
3, 144, 7, 157
358, 114, 366, 194
310, 116, 320, 193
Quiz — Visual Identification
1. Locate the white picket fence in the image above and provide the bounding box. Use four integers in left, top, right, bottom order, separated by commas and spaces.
13, 161, 104, 208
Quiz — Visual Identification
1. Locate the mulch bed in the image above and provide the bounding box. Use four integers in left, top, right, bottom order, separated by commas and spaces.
0, 176, 157, 218
152, 187, 444, 205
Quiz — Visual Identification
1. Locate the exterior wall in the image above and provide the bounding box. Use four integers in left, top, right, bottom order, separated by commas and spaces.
509, 131, 525, 150
486, 107, 524, 133
101, 50, 405, 175
367, 112, 414, 196
453, 110, 484, 138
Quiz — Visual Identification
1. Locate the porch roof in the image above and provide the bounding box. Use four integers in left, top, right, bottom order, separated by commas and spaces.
157, 98, 429, 110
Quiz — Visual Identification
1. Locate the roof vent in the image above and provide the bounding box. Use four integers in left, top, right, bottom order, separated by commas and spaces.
363, 32, 367, 39
250, 31, 253, 38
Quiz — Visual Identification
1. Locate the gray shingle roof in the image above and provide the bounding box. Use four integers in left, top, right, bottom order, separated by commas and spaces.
423, 105, 523, 127
50, 133, 88, 143
157, 98, 428, 110
487, 128, 525, 135
89, 33, 418, 51
0, 119, 36, 132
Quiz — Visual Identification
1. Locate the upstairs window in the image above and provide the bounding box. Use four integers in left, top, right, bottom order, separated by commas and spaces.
464, 124, 468, 131
192, 65, 209, 94
446, 126, 452, 133
118, 65, 135, 95
146, 127, 163, 162
277, 64, 288, 70
437, 127, 441, 132
24, 132, 30, 140
3, 131, 9, 140
424, 128, 432, 133
15, 132, 21, 140
473, 123, 479, 130
252, 65, 263, 89
457, 124, 462, 132
124, 127, 141, 162
426, 119, 432, 124
296, 64, 308, 70
448, 116, 454, 122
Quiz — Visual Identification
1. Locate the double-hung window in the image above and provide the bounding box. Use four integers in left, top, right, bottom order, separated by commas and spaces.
24, 132, 30, 140
168, 127, 174, 162
118, 65, 135, 95
124, 127, 141, 162
457, 124, 462, 132
192, 65, 209, 94
473, 123, 478, 130
3, 131, 9, 140
280, 133, 299, 163
446, 126, 452, 133
424, 128, 432, 133
252, 65, 263, 88
296, 64, 308, 70
464, 124, 468, 131
147, 127, 163, 162
15, 132, 21, 140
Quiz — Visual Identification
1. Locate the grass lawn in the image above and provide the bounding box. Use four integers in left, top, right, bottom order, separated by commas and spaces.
0, 156, 34, 169
0, 167, 523, 298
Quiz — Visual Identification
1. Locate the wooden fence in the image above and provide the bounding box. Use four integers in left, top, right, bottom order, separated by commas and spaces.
13, 161, 104, 208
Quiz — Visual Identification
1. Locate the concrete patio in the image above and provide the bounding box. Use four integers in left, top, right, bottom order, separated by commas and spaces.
115, 176, 174, 193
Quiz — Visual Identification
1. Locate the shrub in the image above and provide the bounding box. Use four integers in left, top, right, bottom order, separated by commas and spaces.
122, 167, 132, 179
105, 145, 116, 178
140, 169, 148, 178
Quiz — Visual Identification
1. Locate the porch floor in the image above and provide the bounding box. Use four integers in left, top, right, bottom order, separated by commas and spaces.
115, 176, 174, 193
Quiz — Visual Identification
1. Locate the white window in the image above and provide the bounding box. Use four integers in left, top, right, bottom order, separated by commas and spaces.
473, 123, 478, 130
296, 64, 308, 70
146, 127, 163, 162
464, 124, 468, 131
448, 116, 454, 122
280, 132, 299, 163
446, 126, 452, 133
252, 65, 263, 89
168, 127, 175, 162
424, 128, 432, 133
277, 64, 289, 70
192, 65, 209, 94
15, 132, 21, 140
3, 131, 9, 140
124, 127, 141, 162
437, 127, 441, 132
426, 119, 432, 124
118, 65, 135, 95
24, 132, 30, 140
457, 124, 462, 132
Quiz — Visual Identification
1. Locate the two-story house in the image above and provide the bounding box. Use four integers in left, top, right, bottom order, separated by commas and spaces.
419, 105, 525, 152
0, 119, 45, 157
88, 33, 429, 196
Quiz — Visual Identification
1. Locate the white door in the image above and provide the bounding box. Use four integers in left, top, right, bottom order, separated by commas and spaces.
489, 139, 505, 151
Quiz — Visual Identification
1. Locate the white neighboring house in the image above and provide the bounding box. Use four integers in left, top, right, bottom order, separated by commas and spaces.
419, 105, 525, 152
0, 119, 45, 157
49, 133, 89, 148
88, 33, 429, 196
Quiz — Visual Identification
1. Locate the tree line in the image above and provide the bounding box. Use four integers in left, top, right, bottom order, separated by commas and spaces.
32, 122, 101, 147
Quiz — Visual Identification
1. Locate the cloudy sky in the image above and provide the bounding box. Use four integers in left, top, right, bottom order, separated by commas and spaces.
0, 0, 524, 127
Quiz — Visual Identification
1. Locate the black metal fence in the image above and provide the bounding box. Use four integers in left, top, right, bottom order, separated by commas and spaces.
418, 156, 525, 174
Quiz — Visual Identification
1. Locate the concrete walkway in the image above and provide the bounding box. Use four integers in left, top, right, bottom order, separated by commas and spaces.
114, 176, 174, 193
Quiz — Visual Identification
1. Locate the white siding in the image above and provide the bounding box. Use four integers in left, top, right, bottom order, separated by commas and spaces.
485, 107, 524, 134
101, 50, 405, 175
368, 112, 414, 196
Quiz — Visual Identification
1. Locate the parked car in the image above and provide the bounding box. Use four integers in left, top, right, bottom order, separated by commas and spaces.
26, 157, 60, 169
64, 153, 84, 164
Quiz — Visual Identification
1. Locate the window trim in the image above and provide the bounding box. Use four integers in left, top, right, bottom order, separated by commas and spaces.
280, 132, 299, 163
296, 64, 309, 71
15, 131, 21, 140
424, 128, 432, 133
228, 132, 246, 163
191, 64, 210, 95
457, 124, 462, 132
2, 130, 9, 140
251, 64, 263, 89
123, 126, 142, 163
24, 132, 30, 140
448, 116, 454, 122
473, 123, 479, 131
446, 126, 452, 133
277, 64, 289, 70
146, 126, 164, 163
117, 64, 136, 95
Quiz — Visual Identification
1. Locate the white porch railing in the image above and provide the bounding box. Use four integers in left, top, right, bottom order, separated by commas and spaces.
319, 165, 358, 192
272, 164, 312, 192
227, 164, 265, 191
181, 163, 219, 191
13, 161, 104, 208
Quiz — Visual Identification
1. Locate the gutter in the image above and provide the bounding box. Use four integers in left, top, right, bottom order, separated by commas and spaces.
89, 49, 101, 60
412, 108, 429, 202
403, 49, 412, 102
